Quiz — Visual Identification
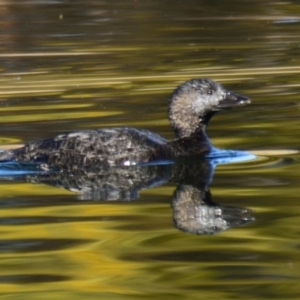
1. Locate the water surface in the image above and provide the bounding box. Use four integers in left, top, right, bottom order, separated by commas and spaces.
0, 1, 300, 299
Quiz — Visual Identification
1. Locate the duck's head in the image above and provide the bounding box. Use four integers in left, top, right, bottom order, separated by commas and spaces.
168, 78, 250, 138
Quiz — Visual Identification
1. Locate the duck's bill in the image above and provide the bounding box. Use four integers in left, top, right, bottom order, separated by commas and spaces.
217, 92, 251, 109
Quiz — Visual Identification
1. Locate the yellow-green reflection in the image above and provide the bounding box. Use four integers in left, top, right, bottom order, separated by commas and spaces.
0, 0, 299, 299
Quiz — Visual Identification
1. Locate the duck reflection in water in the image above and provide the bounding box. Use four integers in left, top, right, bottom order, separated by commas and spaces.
0, 154, 254, 235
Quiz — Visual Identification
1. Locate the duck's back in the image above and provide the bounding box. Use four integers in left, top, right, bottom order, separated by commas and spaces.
6, 127, 174, 169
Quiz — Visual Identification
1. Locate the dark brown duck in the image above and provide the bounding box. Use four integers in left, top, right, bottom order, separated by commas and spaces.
0, 79, 250, 170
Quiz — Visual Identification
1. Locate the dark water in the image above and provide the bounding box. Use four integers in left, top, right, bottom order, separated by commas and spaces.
0, 0, 300, 299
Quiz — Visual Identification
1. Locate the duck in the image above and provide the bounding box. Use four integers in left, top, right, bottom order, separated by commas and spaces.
0, 78, 250, 170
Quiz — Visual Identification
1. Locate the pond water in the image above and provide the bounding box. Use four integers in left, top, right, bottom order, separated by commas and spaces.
0, 0, 300, 299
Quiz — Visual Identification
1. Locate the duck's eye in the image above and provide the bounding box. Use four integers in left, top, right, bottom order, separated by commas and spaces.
207, 89, 213, 95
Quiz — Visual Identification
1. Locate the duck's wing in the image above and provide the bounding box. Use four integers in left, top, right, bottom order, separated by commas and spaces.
6, 128, 171, 169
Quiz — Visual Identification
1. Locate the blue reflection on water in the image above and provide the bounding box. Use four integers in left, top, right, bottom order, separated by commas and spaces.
0, 161, 45, 176
206, 147, 256, 168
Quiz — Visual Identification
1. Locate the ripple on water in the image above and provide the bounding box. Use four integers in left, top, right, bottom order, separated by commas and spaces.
0, 238, 94, 253
0, 274, 70, 284
215, 149, 300, 171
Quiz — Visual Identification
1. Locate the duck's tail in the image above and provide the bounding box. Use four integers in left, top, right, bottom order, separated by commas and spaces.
0, 150, 15, 162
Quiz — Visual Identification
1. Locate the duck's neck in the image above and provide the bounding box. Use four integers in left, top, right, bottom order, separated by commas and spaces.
169, 126, 213, 158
